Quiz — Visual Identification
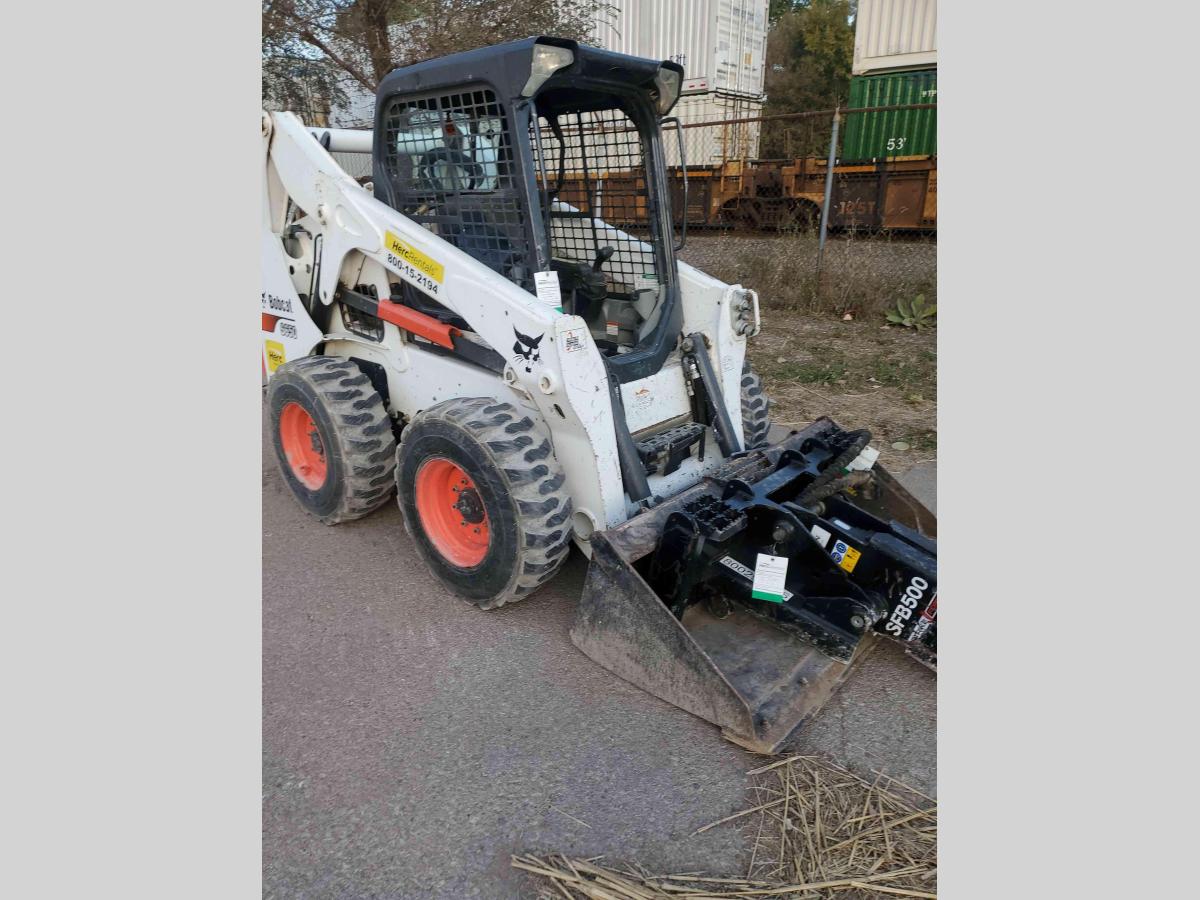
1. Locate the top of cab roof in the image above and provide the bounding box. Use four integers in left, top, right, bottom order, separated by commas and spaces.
375, 36, 683, 113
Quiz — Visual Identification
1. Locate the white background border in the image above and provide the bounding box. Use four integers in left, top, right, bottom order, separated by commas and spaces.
3, 2, 1198, 897
4, 2, 261, 896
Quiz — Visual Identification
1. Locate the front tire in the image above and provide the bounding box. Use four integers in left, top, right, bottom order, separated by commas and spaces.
267, 356, 397, 524
396, 397, 573, 610
740, 361, 773, 449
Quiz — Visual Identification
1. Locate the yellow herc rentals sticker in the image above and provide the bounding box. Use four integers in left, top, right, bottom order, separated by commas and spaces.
265, 340, 286, 373
384, 230, 445, 296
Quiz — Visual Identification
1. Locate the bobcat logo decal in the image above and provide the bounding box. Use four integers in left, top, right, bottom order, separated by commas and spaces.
512, 327, 544, 373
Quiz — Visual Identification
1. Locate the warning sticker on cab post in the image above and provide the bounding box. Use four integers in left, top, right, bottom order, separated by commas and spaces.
561, 327, 587, 353
751, 553, 789, 603
534, 270, 564, 313
384, 230, 445, 296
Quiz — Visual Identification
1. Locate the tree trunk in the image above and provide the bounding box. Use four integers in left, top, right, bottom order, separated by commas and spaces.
358, 0, 394, 87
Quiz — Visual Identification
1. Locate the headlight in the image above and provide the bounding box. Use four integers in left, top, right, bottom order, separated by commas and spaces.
653, 66, 682, 115
521, 44, 575, 97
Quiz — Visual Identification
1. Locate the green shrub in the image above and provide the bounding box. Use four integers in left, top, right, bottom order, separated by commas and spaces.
886, 294, 937, 331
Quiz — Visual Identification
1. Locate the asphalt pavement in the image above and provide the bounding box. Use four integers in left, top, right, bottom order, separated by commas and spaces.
263, 409, 936, 899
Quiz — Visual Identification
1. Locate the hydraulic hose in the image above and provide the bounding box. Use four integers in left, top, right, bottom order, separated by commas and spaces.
795, 429, 872, 507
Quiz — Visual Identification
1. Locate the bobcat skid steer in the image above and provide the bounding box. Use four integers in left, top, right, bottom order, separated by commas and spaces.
262, 37, 937, 753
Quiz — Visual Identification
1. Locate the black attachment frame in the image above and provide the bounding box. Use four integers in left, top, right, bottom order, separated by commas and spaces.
570, 416, 935, 755
643, 425, 937, 663
636, 422, 705, 477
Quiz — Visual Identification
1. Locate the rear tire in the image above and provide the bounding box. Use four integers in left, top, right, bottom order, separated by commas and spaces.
396, 397, 573, 610
267, 356, 397, 524
740, 361, 773, 449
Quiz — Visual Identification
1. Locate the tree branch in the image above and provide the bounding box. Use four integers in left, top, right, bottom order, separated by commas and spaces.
298, 27, 377, 91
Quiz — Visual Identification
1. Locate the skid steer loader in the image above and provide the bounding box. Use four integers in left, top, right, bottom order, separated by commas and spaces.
262, 37, 936, 753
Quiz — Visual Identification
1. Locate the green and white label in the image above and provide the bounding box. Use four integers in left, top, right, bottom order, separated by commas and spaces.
751, 553, 789, 603
718, 556, 794, 602
534, 270, 564, 313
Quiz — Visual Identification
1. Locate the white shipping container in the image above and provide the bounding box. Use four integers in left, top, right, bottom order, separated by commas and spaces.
330, 77, 376, 128
592, 0, 769, 97
331, 4, 770, 124
852, 0, 937, 75
533, 91, 761, 182
329, 8, 769, 161
667, 93, 764, 165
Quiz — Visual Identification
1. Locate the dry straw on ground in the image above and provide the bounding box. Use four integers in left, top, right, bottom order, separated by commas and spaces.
513, 756, 936, 899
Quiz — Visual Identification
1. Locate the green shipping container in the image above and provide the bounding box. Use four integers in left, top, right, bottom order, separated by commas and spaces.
841, 69, 937, 162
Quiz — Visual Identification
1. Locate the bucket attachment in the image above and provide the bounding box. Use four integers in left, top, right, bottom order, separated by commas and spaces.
571, 418, 936, 754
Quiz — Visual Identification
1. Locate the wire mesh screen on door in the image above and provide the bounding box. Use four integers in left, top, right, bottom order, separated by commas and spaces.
381, 87, 531, 287
531, 108, 659, 294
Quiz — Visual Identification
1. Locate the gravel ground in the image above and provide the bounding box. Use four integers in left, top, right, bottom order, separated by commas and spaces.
263, 410, 936, 899
747, 313, 937, 471
264, 234, 937, 895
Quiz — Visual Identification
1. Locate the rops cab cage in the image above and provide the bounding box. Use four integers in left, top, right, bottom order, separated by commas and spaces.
373, 37, 687, 385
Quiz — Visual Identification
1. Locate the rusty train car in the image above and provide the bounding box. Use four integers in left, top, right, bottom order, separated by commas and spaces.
551, 156, 937, 234
668, 155, 937, 232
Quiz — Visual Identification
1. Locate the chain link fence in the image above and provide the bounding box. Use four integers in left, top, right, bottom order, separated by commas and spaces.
665, 106, 936, 231
296, 100, 937, 318
663, 103, 936, 318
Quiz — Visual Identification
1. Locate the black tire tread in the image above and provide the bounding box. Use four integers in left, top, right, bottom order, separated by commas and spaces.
269, 356, 397, 524
397, 397, 572, 610
740, 361, 773, 449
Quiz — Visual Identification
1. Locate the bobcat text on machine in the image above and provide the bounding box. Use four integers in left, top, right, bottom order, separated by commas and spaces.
262, 36, 937, 753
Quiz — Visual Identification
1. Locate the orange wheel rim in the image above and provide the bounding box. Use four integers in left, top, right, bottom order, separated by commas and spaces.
414, 457, 491, 567
279, 401, 328, 490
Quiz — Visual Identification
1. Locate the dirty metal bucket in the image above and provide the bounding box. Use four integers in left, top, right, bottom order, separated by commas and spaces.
570, 419, 935, 754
